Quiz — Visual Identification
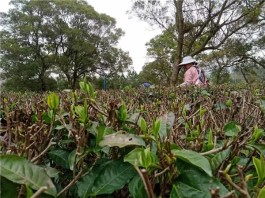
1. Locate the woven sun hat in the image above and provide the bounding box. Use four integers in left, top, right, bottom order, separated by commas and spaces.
179, 56, 197, 66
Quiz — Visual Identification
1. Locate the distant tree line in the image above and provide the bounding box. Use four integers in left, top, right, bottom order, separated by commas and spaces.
1, 0, 265, 92
0, 0, 133, 91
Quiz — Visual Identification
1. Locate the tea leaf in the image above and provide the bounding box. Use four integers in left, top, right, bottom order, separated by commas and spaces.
223, 121, 241, 137
157, 112, 175, 139
253, 155, 265, 186
99, 131, 146, 148
48, 149, 70, 169
0, 176, 18, 198
171, 160, 228, 198
0, 155, 57, 197
258, 186, 265, 198
124, 147, 157, 169
91, 161, 135, 196
172, 149, 212, 177
128, 174, 148, 198
210, 148, 231, 171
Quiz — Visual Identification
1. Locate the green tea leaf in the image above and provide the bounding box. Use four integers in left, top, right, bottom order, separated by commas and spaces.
247, 143, 265, 155
118, 103, 127, 122
124, 147, 157, 169
0, 155, 57, 197
47, 92, 59, 110
139, 117, 147, 134
223, 121, 241, 137
158, 112, 175, 139
128, 174, 148, 198
91, 161, 135, 196
253, 155, 265, 186
171, 160, 228, 198
48, 149, 70, 169
99, 131, 146, 148
258, 186, 265, 198
172, 149, 212, 177
0, 176, 18, 198
77, 160, 112, 198
210, 148, 231, 171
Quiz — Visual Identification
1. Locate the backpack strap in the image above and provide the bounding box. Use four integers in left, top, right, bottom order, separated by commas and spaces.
195, 67, 206, 84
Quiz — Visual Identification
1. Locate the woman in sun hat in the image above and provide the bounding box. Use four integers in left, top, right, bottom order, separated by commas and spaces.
178, 56, 207, 87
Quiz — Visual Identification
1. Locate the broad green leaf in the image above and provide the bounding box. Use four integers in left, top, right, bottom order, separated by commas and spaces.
171, 160, 228, 198
170, 184, 182, 198
124, 147, 157, 169
68, 149, 86, 171
170, 183, 208, 198
0, 155, 57, 197
223, 121, 241, 137
172, 149, 212, 177
128, 174, 148, 198
87, 121, 99, 136
141, 148, 152, 169
0, 176, 18, 198
95, 124, 115, 146
44, 167, 60, 178
77, 171, 98, 198
210, 148, 231, 171
26, 185, 34, 198
139, 117, 147, 134
250, 126, 264, 143
77, 159, 112, 198
118, 103, 127, 122
99, 131, 146, 148
79, 81, 89, 95
152, 119, 161, 141
158, 112, 175, 139
75, 105, 87, 124
91, 161, 135, 196
47, 92, 59, 110
247, 143, 265, 155
258, 186, 265, 198
253, 155, 265, 186
124, 148, 144, 166
48, 149, 70, 169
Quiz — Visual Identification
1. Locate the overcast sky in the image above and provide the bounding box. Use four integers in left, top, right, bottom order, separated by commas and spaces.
0, 0, 162, 73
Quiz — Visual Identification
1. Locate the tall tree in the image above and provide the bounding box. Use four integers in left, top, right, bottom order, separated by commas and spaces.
130, 0, 265, 85
0, 0, 132, 91
0, 0, 55, 91
138, 29, 175, 85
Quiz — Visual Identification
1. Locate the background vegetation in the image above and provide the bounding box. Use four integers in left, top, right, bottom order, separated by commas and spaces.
0, 81, 265, 197
1, 0, 265, 91
0, 1, 265, 197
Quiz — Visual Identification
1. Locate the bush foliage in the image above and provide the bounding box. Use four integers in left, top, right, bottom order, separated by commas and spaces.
0, 82, 265, 198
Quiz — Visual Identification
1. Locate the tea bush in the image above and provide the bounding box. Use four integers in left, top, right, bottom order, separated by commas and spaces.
0, 82, 265, 198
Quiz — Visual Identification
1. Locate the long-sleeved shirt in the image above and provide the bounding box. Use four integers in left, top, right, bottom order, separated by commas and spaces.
180, 66, 204, 86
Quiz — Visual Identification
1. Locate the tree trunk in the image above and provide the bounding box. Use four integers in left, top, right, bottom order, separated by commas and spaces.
240, 68, 249, 84
171, 0, 184, 85
39, 71, 46, 92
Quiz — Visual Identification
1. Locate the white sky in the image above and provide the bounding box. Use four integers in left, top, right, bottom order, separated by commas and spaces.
0, 0, 162, 73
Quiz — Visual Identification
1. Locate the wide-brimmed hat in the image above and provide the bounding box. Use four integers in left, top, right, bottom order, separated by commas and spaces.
179, 56, 197, 66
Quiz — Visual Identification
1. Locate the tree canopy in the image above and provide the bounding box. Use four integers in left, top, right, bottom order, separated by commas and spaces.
0, 0, 132, 91
130, 0, 265, 85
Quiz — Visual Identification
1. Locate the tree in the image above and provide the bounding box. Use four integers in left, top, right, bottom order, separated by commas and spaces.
0, 0, 132, 91
201, 37, 265, 84
130, 0, 265, 85
138, 28, 175, 85
0, 0, 56, 91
